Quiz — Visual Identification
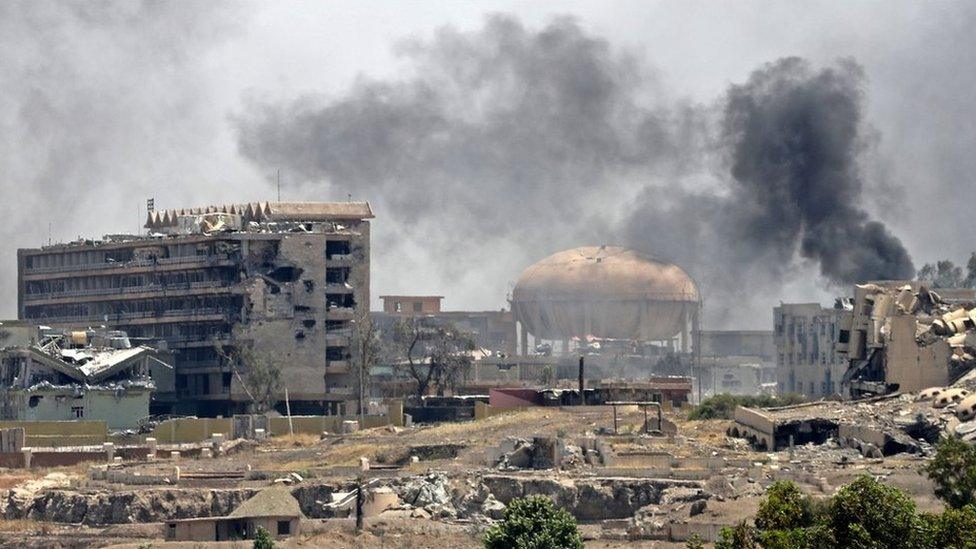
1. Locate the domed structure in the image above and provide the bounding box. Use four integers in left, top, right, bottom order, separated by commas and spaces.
511, 246, 700, 348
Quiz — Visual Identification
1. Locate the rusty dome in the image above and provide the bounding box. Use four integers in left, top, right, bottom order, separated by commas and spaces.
511, 246, 700, 341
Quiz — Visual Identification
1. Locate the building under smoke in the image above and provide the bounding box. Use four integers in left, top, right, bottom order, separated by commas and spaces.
510, 246, 701, 358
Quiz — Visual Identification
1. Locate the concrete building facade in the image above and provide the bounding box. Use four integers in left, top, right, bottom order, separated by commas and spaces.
17, 202, 372, 416
773, 303, 847, 398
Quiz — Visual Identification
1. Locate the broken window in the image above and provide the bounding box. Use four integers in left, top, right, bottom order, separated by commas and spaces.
326, 293, 355, 310
326, 267, 351, 284
268, 265, 303, 283
277, 521, 291, 536
295, 330, 306, 340
395, 301, 402, 312
413, 301, 423, 313
71, 406, 84, 418
325, 320, 349, 332
303, 280, 315, 292
325, 240, 351, 259
326, 346, 348, 360
302, 319, 316, 329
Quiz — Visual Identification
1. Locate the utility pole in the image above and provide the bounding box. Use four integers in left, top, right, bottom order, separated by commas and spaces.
578, 355, 585, 406
276, 169, 281, 202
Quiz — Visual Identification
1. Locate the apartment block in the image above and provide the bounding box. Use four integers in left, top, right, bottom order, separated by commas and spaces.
17, 202, 372, 416
773, 303, 847, 398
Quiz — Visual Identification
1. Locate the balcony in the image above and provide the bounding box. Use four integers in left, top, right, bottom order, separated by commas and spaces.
23, 254, 233, 276
23, 280, 227, 302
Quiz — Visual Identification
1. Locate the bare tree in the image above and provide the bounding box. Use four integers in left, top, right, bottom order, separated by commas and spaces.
213, 341, 282, 413
351, 311, 382, 424
392, 318, 476, 399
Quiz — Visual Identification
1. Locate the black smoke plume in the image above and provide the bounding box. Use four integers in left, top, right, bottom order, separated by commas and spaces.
236, 16, 914, 325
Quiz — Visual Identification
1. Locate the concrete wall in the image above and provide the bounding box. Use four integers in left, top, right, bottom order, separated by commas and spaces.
16, 389, 150, 431
886, 314, 950, 393
0, 419, 107, 447
149, 417, 233, 444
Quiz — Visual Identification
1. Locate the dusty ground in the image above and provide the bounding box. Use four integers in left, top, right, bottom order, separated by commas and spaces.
0, 405, 946, 547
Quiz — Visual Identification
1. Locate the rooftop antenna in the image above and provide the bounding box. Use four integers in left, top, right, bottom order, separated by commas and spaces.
347, 192, 352, 202
48, 221, 51, 246
276, 169, 281, 203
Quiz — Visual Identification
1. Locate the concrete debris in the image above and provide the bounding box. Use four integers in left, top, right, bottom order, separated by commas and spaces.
491, 436, 567, 470
840, 283, 976, 398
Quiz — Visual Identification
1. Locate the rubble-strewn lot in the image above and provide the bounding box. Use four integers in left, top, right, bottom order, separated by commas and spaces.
0, 403, 953, 547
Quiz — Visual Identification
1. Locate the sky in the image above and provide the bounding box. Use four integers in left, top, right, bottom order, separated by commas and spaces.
1, 1, 974, 329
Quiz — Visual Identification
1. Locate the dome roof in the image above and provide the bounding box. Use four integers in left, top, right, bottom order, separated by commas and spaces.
511, 246, 699, 341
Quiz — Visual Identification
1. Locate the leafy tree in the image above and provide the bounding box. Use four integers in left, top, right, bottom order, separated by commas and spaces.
966, 253, 976, 288
393, 317, 476, 399
924, 435, 976, 509
825, 475, 922, 548
688, 393, 807, 420
483, 496, 583, 549
685, 533, 705, 549
918, 259, 965, 288
919, 505, 976, 548
214, 341, 282, 413
252, 526, 275, 549
754, 481, 814, 531
715, 521, 758, 549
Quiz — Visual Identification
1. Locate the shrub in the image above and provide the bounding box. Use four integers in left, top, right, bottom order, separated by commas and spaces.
826, 475, 922, 548
685, 533, 705, 549
715, 521, 758, 549
688, 393, 807, 420
754, 481, 814, 531
919, 505, 976, 548
924, 436, 976, 509
483, 496, 583, 549
253, 526, 275, 549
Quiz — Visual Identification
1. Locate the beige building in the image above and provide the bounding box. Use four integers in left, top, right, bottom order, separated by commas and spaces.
165, 487, 302, 542
837, 282, 976, 397
773, 303, 847, 398
17, 202, 372, 416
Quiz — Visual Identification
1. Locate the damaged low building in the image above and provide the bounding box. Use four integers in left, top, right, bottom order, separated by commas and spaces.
16, 202, 372, 416
838, 282, 976, 397
773, 303, 848, 398
0, 323, 171, 430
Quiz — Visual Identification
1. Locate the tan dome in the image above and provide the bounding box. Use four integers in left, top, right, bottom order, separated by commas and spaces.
511, 246, 699, 341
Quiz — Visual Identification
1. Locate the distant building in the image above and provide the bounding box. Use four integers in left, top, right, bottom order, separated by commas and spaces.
17, 202, 372, 416
165, 487, 302, 542
698, 330, 776, 396
773, 303, 847, 398
374, 295, 516, 356
0, 322, 171, 429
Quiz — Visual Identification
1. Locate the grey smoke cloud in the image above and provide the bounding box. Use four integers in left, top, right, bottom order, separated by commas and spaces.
0, 0, 250, 315
237, 15, 912, 325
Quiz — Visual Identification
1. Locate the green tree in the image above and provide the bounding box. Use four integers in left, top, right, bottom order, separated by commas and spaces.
715, 521, 758, 549
689, 393, 807, 420
826, 475, 922, 548
253, 526, 275, 549
919, 505, 976, 548
924, 436, 976, 509
754, 481, 814, 531
483, 496, 583, 549
918, 259, 964, 288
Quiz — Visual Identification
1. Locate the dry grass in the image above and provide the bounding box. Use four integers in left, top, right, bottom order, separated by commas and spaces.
0, 519, 42, 533
267, 433, 322, 448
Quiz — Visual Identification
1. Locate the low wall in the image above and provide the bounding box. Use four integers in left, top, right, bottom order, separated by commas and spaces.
0, 451, 27, 468
30, 450, 107, 468
0, 420, 107, 447
149, 414, 397, 443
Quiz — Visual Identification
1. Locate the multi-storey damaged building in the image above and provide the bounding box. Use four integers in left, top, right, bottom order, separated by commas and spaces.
838, 282, 976, 397
773, 303, 848, 398
16, 202, 372, 416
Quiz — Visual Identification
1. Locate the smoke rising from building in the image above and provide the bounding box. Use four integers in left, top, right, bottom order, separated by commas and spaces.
237, 15, 913, 325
